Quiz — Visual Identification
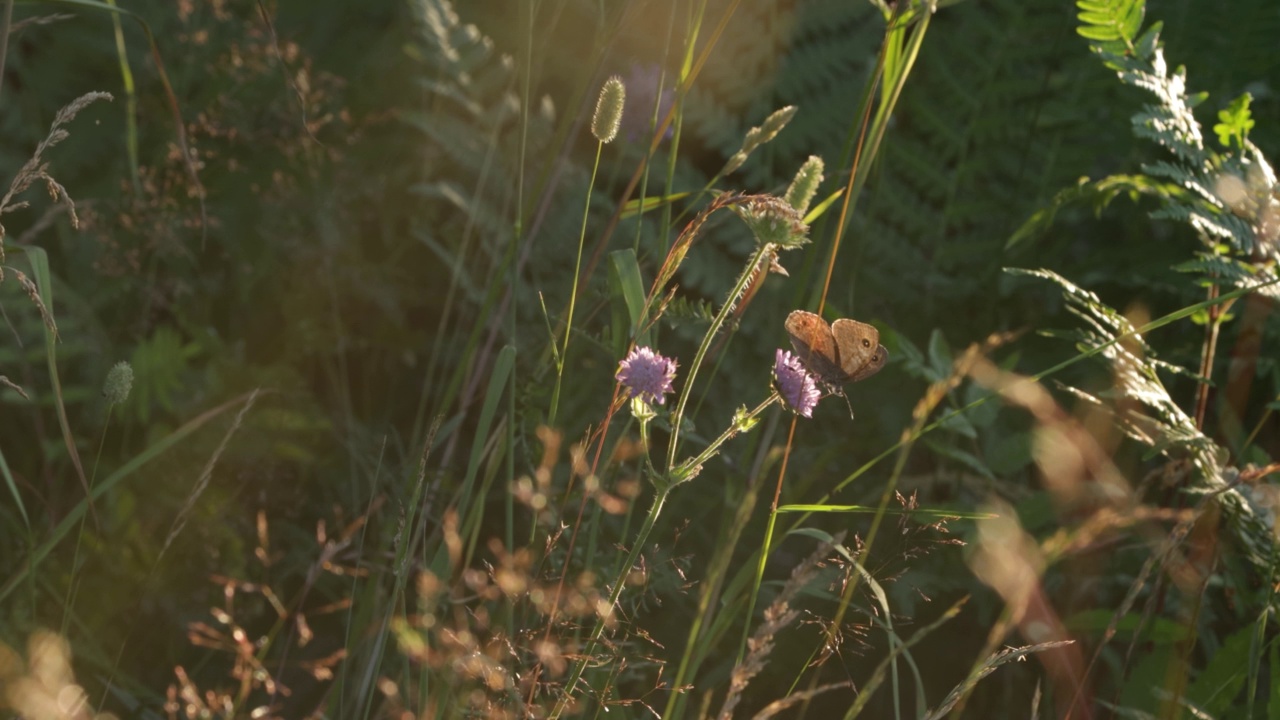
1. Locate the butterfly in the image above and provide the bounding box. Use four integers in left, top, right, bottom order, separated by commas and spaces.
784, 310, 889, 390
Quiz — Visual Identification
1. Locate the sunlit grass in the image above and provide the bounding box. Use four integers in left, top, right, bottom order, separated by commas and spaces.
3, 0, 1280, 719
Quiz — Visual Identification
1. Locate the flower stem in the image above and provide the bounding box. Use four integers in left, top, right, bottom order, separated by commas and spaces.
675, 392, 780, 482
664, 243, 773, 470
549, 140, 605, 426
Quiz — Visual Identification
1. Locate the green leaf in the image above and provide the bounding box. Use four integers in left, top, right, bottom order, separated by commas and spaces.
926, 328, 952, 380
1186, 623, 1254, 715
1076, 0, 1147, 56
620, 191, 691, 219
610, 249, 650, 350
1213, 92, 1255, 149
937, 411, 978, 439
11, 245, 92, 517
1134, 20, 1162, 58
802, 188, 844, 225
922, 438, 991, 477
1064, 609, 1189, 643
778, 504, 997, 520
1269, 639, 1280, 720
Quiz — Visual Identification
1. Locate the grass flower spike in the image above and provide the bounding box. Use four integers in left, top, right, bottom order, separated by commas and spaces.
773, 349, 820, 417
103, 361, 133, 405
591, 75, 625, 144
616, 346, 676, 405
784, 155, 824, 215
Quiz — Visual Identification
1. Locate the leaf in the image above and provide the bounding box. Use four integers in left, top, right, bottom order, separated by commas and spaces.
1270, 639, 1280, 720
1064, 609, 1189, 643
926, 328, 953, 381
1186, 622, 1253, 715
12, 245, 92, 519
778, 504, 997, 520
609, 249, 650, 350
922, 438, 992, 478
937, 411, 978, 439
1213, 92, 1255, 149
802, 188, 844, 225
620, 191, 691, 219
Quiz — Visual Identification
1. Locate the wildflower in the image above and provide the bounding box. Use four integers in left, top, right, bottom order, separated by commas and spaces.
773, 349, 820, 418
620, 62, 675, 144
616, 347, 677, 405
732, 195, 809, 249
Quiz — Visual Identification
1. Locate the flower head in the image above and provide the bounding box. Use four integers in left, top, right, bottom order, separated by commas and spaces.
620, 62, 675, 144
592, 75, 626, 144
773, 349, 821, 418
732, 195, 809, 249
103, 361, 133, 405
617, 347, 677, 405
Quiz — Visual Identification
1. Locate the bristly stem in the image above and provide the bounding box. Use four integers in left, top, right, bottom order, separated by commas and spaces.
549, 140, 605, 426
665, 242, 774, 470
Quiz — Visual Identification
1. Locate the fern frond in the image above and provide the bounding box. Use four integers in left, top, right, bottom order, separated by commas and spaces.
663, 296, 718, 326
1075, 0, 1145, 50
1014, 267, 1277, 569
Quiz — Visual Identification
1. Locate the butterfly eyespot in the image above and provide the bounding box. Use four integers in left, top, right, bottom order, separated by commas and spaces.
862, 339, 871, 348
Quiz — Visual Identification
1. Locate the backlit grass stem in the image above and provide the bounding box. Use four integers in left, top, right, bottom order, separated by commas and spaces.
549, 76, 624, 426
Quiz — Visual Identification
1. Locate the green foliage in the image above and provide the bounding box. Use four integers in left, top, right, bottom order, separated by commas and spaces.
1215, 92, 1256, 150
6, 0, 1280, 718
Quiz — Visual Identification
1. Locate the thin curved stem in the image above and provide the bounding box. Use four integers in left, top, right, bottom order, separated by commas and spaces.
665, 243, 773, 470
550, 140, 605, 426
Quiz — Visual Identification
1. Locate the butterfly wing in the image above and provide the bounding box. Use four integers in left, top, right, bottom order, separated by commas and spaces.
785, 310, 845, 384
830, 319, 880, 382
849, 344, 888, 382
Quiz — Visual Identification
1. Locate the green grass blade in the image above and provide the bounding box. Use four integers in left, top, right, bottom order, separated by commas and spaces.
609, 249, 649, 348
14, 244, 92, 516
777, 503, 998, 520
457, 345, 515, 518
0, 446, 30, 530
0, 389, 261, 603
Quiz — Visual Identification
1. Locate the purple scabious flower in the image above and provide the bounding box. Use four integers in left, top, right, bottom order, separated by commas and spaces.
620, 62, 675, 144
617, 347, 677, 404
774, 349, 821, 418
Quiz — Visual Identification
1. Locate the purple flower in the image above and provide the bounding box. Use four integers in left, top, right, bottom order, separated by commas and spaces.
617, 347, 677, 404
774, 349, 821, 418
620, 62, 675, 144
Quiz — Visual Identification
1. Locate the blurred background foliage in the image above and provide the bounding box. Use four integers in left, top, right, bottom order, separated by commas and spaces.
2, 0, 1279, 716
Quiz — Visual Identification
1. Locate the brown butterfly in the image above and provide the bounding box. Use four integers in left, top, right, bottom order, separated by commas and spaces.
785, 310, 889, 390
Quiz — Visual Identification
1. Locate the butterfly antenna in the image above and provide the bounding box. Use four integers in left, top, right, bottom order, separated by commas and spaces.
841, 393, 855, 420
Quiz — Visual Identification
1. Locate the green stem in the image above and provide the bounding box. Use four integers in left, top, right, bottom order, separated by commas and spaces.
62, 405, 114, 635
675, 393, 780, 481
665, 243, 773, 470
0, 1, 12, 108
550, 485, 671, 719
549, 140, 605, 426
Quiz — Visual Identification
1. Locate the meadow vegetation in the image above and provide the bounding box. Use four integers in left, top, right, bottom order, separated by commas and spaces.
2, 0, 1279, 718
